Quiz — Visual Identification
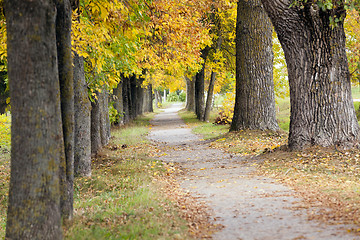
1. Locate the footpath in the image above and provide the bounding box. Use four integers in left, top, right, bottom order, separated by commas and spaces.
148, 103, 359, 240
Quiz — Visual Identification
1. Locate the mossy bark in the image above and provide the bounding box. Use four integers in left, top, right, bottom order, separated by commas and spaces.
230, 0, 279, 132
135, 79, 144, 116
113, 81, 124, 125
261, 0, 360, 149
56, 0, 74, 221
100, 89, 110, 146
130, 75, 137, 120
91, 92, 102, 155
122, 76, 131, 124
5, 0, 63, 238
73, 52, 91, 177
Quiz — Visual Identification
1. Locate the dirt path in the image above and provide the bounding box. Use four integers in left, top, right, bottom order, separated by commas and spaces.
148, 104, 359, 240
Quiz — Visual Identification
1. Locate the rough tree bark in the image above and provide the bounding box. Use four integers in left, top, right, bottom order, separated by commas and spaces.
204, 71, 217, 122
113, 81, 124, 125
73, 52, 91, 177
56, 0, 74, 220
185, 76, 195, 112
135, 80, 144, 116
130, 75, 137, 120
195, 48, 210, 121
261, 0, 360, 149
122, 76, 131, 124
143, 84, 153, 113
100, 89, 110, 146
91, 92, 102, 155
5, 0, 63, 238
230, 0, 279, 132
204, 37, 223, 122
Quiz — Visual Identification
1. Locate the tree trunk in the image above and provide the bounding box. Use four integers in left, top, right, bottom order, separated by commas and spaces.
56, 0, 74, 221
163, 89, 167, 102
0, 74, 9, 114
113, 81, 124, 125
230, 0, 279, 132
154, 89, 162, 108
185, 76, 195, 112
148, 85, 154, 112
122, 76, 130, 124
91, 94, 102, 155
100, 89, 110, 146
5, 0, 63, 238
261, 1, 360, 149
204, 71, 216, 122
129, 75, 137, 119
136, 80, 144, 116
204, 36, 223, 122
143, 84, 153, 113
73, 52, 91, 177
143, 85, 149, 113
195, 48, 210, 121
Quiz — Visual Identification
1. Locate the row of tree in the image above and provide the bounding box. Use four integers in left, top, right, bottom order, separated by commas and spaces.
3, 0, 155, 238
3, 0, 360, 238
188, 0, 360, 150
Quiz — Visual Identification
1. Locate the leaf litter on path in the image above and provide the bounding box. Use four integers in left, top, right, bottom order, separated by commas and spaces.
148, 103, 360, 240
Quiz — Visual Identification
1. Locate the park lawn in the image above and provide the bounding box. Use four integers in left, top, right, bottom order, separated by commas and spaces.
0, 113, 209, 239
65, 113, 206, 239
0, 113, 10, 237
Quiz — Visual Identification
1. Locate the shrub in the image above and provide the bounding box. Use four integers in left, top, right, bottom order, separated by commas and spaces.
109, 103, 121, 125
214, 92, 234, 125
0, 113, 10, 153
179, 92, 186, 102
166, 92, 179, 102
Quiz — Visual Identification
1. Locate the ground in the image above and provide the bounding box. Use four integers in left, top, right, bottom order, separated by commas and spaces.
148, 103, 360, 240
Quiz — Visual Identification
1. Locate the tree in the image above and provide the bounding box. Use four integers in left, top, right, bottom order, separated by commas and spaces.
91, 90, 103, 156
185, 76, 196, 112
73, 52, 92, 177
204, 36, 223, 122
195, 48, 210, 121
261, 0, 360, 149
56, 0, 75, 220
0, 67, 8, 114
113, 80, 124, 125
230, 0, 279, 131
5, 0, 63, 238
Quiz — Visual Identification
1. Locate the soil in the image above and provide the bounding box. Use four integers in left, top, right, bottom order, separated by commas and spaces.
148, 103, 359, 240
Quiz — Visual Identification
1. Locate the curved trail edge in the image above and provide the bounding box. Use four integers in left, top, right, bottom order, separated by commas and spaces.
148, 104, 358, 240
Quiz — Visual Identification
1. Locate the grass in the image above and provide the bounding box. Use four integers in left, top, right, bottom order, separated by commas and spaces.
0, 113, 10, 238
0, 113, 193, 239
275, 97, 290, 131
352, 84, 360, 99
0, 113, 11, 154
65, 113, 192, 239
178, 110, 229, 140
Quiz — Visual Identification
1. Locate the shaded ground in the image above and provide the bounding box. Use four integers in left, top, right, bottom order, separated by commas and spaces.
148, 104, 359, 240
